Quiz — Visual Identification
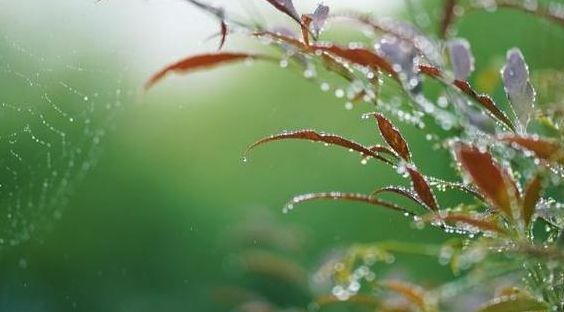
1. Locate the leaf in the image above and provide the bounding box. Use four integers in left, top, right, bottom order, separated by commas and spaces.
310, 4, 330, 38
370, 113, 411, 162
406, 166, 439, 212
218, 20, 228, 50
245, 130, 391, 164
522, 176, 542, 228
313, 44, 396, 77
502, 48, 536, 130
145, 52, 267, 90
335, 14, 442, 66
264, 0, 302, 25
254, 30, 308, 52
285, 192, 415, 216
185, 0, 227, 50
447, 38, 474, 81
429, 212, 507, 234
372, 186, 429, 211
185, 0, 224, 18
300, 15, 313, 46
498, 134, 564, 165
376, 35, 421, 93
454, 143, 518, 219
419, 64, 515, 132
367, 145, 398, 158
477, 295, 548, 312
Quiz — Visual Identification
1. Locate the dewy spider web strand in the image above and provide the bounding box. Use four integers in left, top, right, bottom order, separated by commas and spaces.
0, 34, 126, 247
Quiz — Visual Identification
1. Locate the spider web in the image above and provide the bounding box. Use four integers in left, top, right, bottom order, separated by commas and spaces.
0, 34, 127, 247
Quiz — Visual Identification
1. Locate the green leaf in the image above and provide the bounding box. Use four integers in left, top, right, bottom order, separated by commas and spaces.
478, 295, 548, 312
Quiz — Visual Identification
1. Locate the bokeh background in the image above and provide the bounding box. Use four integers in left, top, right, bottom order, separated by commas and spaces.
0, 0, 563, 311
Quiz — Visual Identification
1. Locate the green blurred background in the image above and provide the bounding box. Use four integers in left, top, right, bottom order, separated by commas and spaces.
0, 0, 563, 311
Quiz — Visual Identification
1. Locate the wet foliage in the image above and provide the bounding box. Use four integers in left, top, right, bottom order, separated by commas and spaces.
147, 0, 563, 311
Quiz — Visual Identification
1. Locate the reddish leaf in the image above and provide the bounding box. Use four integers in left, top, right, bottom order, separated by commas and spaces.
255, 32, 376, 85
300, 14, 313, 46
285, 192, 415, 216
440, 180, 486, 202
186, 0, 224, 17
185, 0, 227, 50
522, 176, 542, 228
245, 130, 391, 164
429, 212, 507, 234
313, 45, 396, 77
370, 113, 411, 162
320, 54, 356, 82
218, 20, 228, 50
419, 64, 516, 132
498, 135, 563, 165
407, 166, 439, 212
145, 53, 267, 90
455, 143, 519, 219
264, 0, 302, 25
372, 186, 429, 211
367, 145, 398, 158
254, 30, 308, 51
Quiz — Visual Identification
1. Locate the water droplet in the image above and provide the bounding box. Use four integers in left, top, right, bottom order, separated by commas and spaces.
335, 89, 345, 98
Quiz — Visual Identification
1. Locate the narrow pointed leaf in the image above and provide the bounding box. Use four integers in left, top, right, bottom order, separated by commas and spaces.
477, 295, 548, 312
454, 143, 518, 219
361, 146, 398, 165
314, 45, 396, 77
300, 15, 313, 46
371, 113, 411, 162
285, 192, 415, 216
419, 64, 515, 131
498, 134, 563, 165
447, 38, 474, 81
245, 130, 390, 163
145, 53, 267, 90
407, 166, 439, 211
428, 212, 507, 234
185, 0, 228, 50
367, 145, 398, 158
523, 176, 542, 227
502, 48, 536, 129
264, 0, 302, 25
372, 186, 428, 210
218, 20, 228, 50
186, 0, 224, 18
